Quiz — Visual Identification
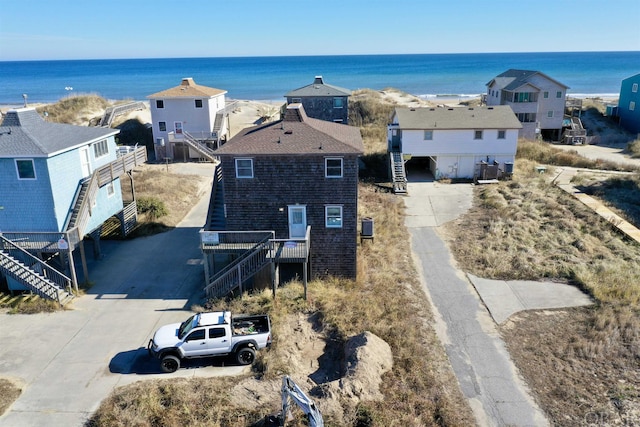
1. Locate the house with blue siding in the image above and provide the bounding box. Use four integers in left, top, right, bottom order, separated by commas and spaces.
618, 73, 640, 135
0, 107, 146, 302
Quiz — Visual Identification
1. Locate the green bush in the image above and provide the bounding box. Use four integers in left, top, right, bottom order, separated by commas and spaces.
137, 197, 168, 221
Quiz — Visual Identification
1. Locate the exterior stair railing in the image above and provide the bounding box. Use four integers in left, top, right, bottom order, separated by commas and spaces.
203, 232, 274, 298
182, 131, 219, 163
0, 235, 73, 305
204, 163, 225, 231
390, 151, 408, 194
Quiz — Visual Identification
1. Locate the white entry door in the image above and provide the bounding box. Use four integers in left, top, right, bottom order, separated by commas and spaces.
80, 147, 91, 177
288, 205, 307, 239
174, 121, 183, 136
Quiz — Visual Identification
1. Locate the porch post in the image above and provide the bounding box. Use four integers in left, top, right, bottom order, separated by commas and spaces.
67, 247, 79, 294
271, 261, 276, 298
79, 239, 89, 286
303, 261, 308, 300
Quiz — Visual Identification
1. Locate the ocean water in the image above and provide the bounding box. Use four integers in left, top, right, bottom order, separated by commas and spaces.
0, 51, 638, 106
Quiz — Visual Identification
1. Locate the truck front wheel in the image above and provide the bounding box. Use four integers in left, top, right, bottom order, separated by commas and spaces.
161, 354, 180, 373
236, 347, 256, 365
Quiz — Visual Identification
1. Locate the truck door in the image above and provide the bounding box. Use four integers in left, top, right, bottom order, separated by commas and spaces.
181, 329, 208, 356
206, 327, 231, 354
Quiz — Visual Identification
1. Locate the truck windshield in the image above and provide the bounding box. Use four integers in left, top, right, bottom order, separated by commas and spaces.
178, 315, 196, 339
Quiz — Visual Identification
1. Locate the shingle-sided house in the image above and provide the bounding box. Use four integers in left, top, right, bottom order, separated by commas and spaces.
486, 69, 568, 140
0, 108, 146, 302
148, 77, 228, 162
285, 76, 351, 124
618, 73, 640, 134
201, 104, 364, 298
388, 106, 522, 181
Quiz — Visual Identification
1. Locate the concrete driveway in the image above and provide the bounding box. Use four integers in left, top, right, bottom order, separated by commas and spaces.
404, 171, 549, 426
0, 163, 249, 427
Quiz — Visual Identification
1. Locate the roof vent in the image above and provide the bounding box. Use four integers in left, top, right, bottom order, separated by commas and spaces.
468, 107, 474, 110
284, 130, 293, 135
429, 108, 435, 111
313, 76, 324, 84
487, 107, 494, 110
410, 108, 416, 111
448, 108, 454, 111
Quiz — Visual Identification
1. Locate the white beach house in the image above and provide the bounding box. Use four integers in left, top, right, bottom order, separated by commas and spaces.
388, 105, 522, 180
148, 77, 228, 161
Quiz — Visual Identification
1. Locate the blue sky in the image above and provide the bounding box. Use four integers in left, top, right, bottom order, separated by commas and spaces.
1, 0, 639, 61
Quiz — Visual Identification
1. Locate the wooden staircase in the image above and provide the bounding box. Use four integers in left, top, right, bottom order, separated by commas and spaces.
205, 164, 226, 231
0, 237, 74, 306
182, 131, 218, 162
212, 111, 225, 139
390, 151, 408, 194
203, 236, 273, 299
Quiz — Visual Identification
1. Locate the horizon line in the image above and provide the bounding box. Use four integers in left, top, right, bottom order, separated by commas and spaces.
1, 49, 639, 63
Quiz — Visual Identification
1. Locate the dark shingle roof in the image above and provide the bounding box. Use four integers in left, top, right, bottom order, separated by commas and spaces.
285, 76, 352, 98
216, 104, 363, 156
393, 106, 522, 130
0, 108, 118, 158
487, 69, 569, 91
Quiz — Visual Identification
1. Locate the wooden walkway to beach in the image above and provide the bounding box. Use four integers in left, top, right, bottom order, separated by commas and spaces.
552, 168, 640, 244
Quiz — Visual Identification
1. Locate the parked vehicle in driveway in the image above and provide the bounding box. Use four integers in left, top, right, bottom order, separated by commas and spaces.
148, 311, 271, 373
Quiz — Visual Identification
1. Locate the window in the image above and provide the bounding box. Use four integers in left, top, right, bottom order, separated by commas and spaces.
547, 110, 554, 118
556, 91, 562, 98
185, 329, 205, 342
423, 130, 433, 140
159, 121, 166, 132
325, 205, 343, 228
325, 157, 343, 178
333, 97, 343, 108
633, 83, 639, 93
630, 101, 636, 111
497, 130, 506, 139
516, 112, 537, 123
474, 130, 483, 140
156, 100, 164, 109
512, 92, 538, 103
16, 159, 36, 179
93, 139, 109, 158
543, 91, 549, 98
195, 99, 203, 108
235, 158, 253, 178
292, 98, 302, 103
333, 119, 344, 124
106, 183, 115, 197
209, 328, 226, 338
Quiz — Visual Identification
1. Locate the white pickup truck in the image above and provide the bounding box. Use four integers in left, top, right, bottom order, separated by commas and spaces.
148, 311, 271, 373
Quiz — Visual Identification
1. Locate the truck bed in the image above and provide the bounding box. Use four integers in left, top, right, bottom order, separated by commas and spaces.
231, 315, 270, 336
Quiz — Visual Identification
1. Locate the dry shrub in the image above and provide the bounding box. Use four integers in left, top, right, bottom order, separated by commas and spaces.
87, 377, 270, 427
445, 174, 640, 287
516, 139, 638, 172
37, 94, 109, 125
628, 138, 640, 158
